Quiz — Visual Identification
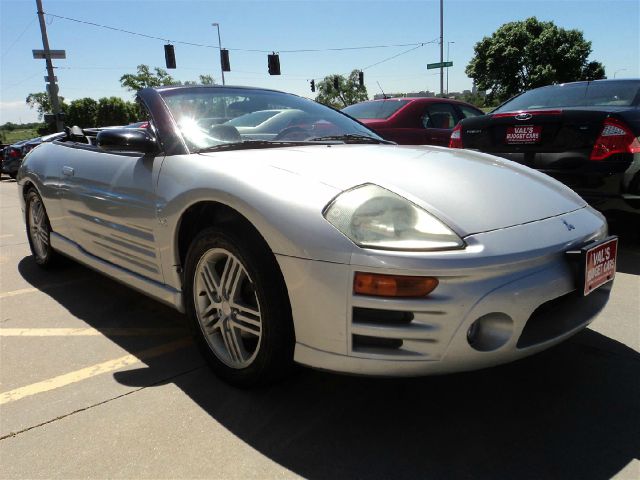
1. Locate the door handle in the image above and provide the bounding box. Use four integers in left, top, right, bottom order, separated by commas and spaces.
62, 166, 74, 176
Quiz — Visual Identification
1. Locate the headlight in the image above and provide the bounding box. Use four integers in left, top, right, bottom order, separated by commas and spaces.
323, 184, 464, 251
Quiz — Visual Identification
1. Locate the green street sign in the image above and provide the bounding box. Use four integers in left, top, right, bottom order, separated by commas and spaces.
427, 61, 453, 69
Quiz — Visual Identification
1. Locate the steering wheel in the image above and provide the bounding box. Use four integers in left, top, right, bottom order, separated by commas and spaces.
274, 126, 312, 141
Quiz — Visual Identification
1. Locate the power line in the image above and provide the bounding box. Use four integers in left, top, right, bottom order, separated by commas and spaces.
0, 71, 44, 92
362, 42, 436, 71
1, 18, 37, 59
44, 12, 435, 54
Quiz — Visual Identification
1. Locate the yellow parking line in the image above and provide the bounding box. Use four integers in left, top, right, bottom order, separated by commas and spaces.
0, 327, 186, 336
0, 287, 39, 298
0, 337, 193, 405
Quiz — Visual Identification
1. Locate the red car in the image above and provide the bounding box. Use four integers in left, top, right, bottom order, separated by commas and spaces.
342, 97, 484, 146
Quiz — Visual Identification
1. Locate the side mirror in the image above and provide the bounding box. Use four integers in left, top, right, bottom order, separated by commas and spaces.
97, 128, 158, 154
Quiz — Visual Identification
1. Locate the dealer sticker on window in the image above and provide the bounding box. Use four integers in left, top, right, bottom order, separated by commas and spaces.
583, 237, 618, 296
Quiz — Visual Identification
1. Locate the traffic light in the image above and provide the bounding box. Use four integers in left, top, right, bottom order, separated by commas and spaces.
310, 80, 315, 92
359, 70, 364, 87
333, 76, 339, 90
220, 49, 231, 72
268, 53, 280, 75
164, 44, 176, 69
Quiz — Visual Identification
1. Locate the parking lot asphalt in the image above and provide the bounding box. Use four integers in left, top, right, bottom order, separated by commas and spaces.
0, 174, 638, 480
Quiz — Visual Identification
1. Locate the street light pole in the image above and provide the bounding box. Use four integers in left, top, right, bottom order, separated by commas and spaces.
446, 41, 454, 95
439, 0, 444, 96
613, 68, 627, 78
212, 23, 225, 85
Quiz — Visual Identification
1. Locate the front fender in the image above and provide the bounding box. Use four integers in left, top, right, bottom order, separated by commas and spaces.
155, 153, 357, 291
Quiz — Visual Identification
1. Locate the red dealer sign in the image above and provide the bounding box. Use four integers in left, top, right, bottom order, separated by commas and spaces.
584, 238, 618, 295
505, 125, 542, 144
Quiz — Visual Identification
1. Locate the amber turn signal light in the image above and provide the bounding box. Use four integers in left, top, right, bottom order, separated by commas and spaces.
353, 272, 438, 298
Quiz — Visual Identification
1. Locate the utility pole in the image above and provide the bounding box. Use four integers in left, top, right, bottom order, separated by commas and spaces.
212, 23, 225, 85
35, 0, 63, 132
439, 0, 444, 96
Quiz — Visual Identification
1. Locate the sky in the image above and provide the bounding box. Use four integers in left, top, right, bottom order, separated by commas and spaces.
1, 0, 639, 124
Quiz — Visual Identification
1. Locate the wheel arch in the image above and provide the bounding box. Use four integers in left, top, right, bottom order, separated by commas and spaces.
21, 179, 38, 198
175, 200, 276, 278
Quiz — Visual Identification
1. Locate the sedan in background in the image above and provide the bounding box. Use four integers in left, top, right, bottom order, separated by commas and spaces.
450, 79, 640, 221
343, 97, 484, 146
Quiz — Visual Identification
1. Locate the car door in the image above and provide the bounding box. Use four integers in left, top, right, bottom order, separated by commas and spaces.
420, 103, 460, 146
59, 135, 166, 283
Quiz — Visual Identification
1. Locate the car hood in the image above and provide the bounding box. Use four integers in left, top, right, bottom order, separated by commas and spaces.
203, 144, 587, 237
270, 144, 586, 236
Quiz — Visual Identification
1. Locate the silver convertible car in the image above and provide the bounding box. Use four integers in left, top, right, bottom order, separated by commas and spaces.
18, 86, 617, 387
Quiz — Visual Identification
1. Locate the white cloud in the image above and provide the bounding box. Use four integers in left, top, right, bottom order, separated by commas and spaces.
0, 100, 39, 125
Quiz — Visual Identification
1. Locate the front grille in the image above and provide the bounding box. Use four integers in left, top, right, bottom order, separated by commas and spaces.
517, 283, 611, 348
350, 305, 449, 359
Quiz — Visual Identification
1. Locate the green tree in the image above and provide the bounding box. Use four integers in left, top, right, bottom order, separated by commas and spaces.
66, 98, 98, 128
26, 92, 68, 120
198, 74, 215, 85
119, 64, 177, 92
315, 70, 368, 109
95, 97, 137, 127
465, 17, 606, 103
177, 74, 217, 87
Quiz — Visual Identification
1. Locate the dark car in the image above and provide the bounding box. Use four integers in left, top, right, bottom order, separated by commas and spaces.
2, 140, 30, 179
449, 79, 640, 220
342, 97, 484, 146
1, 133, 66, 179
0, 143, 8, 173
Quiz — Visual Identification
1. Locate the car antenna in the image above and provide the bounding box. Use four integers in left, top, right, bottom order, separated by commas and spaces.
377, 81, 389, 99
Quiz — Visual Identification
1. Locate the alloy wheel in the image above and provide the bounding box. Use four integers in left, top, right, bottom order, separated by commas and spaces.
193, 248, 262, 369
28, 196, 50, 261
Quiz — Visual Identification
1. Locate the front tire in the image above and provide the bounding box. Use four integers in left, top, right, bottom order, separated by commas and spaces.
184, 226, 295, 387
25, 189, 58, 268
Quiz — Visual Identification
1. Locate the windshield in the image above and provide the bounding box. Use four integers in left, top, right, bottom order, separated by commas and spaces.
494, 80, 640, 112
225, 110, 282, 127
159, 87, 382, 151
342, 100, 410, 119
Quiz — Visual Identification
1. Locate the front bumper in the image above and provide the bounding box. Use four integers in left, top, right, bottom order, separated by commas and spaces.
277, 206, 611, 376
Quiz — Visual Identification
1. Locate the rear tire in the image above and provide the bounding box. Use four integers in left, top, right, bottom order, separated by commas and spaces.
25, 189, 58, 268
184, 226, 295, 387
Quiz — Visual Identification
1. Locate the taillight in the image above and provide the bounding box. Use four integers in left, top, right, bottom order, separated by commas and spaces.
8, 149, 20, 158
449, 123, 463, 148
590, 117, 640, 161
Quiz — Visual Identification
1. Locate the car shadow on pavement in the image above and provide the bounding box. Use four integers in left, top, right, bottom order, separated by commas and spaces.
17, 254, 640, 480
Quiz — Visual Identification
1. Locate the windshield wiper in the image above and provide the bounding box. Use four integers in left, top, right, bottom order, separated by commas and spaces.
306, 134, 395, 144
195, 139, 310, 153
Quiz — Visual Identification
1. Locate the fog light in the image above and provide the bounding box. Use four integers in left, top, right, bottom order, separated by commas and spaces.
353, 272, 438, 298
467, 313, 514, 352
467, 321, 480, 343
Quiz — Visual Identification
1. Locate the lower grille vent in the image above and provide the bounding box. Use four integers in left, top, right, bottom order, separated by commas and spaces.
353, 334, 403, 350
352, 307, 413, 325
